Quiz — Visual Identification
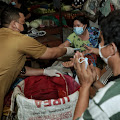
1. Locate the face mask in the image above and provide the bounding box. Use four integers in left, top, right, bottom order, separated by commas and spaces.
11, 2, 16, 5
73, 26, 85, 35
15, 22, 28, 34
20, 24, 28, 34
99, 44, 117, 64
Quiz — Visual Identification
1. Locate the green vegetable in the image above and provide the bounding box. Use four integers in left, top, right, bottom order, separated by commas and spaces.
30, 21, 39, 28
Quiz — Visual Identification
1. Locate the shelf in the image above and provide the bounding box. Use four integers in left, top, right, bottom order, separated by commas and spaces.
37, 26, 62, 35
35, 34, 62, 47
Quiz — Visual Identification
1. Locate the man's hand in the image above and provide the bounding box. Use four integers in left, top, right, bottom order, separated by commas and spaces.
65, 47, 75, 56
73, 51, 98, 119
73, 51, 97, 87
43, 69, 62, 77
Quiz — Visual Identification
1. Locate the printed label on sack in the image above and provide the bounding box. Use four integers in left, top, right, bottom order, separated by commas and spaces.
29, 110, 72, 120
35, 96, 70, 108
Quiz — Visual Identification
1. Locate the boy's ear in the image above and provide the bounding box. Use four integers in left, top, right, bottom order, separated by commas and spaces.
10, 20, 16, 28
110, 43, 117, 54
10, 20, 19, 31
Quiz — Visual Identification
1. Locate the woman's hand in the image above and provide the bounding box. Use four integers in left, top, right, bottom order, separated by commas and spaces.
83, 45, 99, 55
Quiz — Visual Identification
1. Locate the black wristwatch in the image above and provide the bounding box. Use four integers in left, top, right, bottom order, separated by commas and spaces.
20, 66, 26, 74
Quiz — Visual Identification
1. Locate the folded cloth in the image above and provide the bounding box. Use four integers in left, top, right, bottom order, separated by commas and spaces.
24, 74, 69, 100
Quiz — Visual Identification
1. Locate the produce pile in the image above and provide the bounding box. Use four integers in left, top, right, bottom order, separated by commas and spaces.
30, 2, 73, 15
26, 19, 43, 28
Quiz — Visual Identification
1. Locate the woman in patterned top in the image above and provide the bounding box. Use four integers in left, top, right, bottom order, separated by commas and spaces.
59, 16, 100, 52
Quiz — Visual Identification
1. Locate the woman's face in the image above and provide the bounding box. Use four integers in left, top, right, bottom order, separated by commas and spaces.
73, 20, 84, 27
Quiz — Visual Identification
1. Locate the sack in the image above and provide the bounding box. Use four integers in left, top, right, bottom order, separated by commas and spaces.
11, 75, 80, 120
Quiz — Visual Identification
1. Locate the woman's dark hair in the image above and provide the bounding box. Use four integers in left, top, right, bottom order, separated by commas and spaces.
100, 10, 120, 54
73, 15, 89, 27
18, 0, 24, 4
1, 6, 20, 27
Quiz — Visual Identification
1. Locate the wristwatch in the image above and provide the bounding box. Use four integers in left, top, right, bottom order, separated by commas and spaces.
20, 66, 26, 74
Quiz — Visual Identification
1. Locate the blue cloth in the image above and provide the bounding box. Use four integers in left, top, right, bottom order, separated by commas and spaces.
87, 27, 100, 48
10, 77, 24, 90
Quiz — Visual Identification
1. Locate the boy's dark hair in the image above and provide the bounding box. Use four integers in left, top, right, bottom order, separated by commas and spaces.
1, 6, 21, 27
73, 15, 89, 27
100, 10, 120, 54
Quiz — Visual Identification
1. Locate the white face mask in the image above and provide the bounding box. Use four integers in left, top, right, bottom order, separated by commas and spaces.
99, 44, 117, 64
73, 26, 85, 35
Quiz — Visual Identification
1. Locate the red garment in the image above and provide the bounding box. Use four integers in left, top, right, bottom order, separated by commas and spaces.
110, 3, 115, 12
24, 74, 69, 100
4, 90, 13, 107
24, 74, 80, 100
64, 75, 80, 95
84, 53, 97, 65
